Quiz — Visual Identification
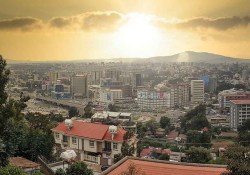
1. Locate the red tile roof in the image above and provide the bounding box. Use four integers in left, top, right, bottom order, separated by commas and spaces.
107, 159, 227, 175
52, 121, 126, 142
167, 131, 179, 139
140, 148, 171, 157
201, 127, 209, 132
231, 100, 250, 104
9, 157, 40, 169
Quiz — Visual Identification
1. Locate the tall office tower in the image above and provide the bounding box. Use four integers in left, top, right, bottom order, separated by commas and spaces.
208, 77, 218, 93
170, 83, 190, 107
49, 72, 59, 82
72, 75, 88, 98
33, 74, 39, 81
191, 80, 204, 103
105, 70, 122, 81
242, 70, 249, 81
135, 74, 142, 86
91, 71, 103, 85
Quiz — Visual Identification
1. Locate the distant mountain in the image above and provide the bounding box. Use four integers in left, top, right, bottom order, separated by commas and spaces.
135, 51, 250, 63
4, 51, 250, 64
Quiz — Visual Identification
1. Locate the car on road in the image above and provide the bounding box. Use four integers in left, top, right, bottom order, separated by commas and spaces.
101, 165, 112, 171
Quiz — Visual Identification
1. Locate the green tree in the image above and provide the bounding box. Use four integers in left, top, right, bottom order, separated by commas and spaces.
66, 162, 93, 175
186, 130, 211, 149
55, 168, 66, 175
209, 156, 227, 165
224, 144, 250, 175
186, 147, 212, 163
114, 153, 124, 163
25, 112, 50, 131
0, 165, 26, 175
68, 107, 79, 118
83, 102, 93, 118
159, 153, 170, 161
0, 55, 10, 106
146, 119, 160, 135
160, 116, 170, 129
237, 120, 250, 146
0, 139, 9, 167
108, 104, 120, 112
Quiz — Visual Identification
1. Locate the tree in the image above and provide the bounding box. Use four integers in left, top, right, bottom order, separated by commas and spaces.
83, 102, 93, 118
66, 162, 93, 175
160, 117, 170, 129
146, 119, 160, 135
55, 168, 66, 175
186, 147, 212, 163
108, 104, 120, 112
237, 120, 250, 146
0, 139, 8, 167
224, 144, 250, 174
186, 130, 211, 149
0, 165, 26, 175
159, 153, 170, 161
0, 55, 10, 106
68, 107, 79, 118
121, 161, 146, 175
209, 156, 227, 165
25, 112, 50, 131
114, 153, 124, 163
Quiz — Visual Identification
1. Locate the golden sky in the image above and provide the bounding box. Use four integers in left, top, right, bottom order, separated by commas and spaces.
0, 0, 250, 61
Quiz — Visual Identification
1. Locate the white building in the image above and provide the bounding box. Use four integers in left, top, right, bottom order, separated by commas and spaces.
137, 90, 170, 109
97, 89, 123, 104
52, 120, 136, 165
242, 70, 249, 81
230, 100, 250, 129
191, 80, 204, 103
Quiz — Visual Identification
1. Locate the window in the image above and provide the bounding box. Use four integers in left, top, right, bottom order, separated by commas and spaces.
89, 141, 94, 147
63, 135, 68, 142
72, 137, 77, 144
55, 133, 60, 139
113, 143, 118, 150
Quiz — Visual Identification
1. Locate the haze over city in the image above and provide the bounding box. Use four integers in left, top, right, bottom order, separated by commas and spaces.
2, 1, 250, 175
1, 0, 250, 61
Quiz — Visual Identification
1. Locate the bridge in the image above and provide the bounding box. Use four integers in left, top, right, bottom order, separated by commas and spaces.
35, 96, 86, 114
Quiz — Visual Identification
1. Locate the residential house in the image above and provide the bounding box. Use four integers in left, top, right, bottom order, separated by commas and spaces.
52, 120, 137, 166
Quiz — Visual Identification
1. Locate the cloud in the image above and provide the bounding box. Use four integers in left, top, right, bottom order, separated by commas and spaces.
155, 16, 250, 31
49, 11, 124, 32
0, 17, 42, 31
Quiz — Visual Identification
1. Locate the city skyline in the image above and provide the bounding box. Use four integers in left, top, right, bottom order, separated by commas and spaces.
1, 0, 250, 61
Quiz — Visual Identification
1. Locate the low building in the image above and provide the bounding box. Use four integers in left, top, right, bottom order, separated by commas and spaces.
101, 156, 227, 175
52, 120, 137, 166
9, 157, 40, 174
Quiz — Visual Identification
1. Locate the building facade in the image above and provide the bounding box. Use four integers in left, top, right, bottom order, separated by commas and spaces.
52, 121, 136, 165
191, 80, 204, 103
137, 90, 170, 109
230, 100, 250, 129
170, 83, 190, 107
72, 75, 88, 98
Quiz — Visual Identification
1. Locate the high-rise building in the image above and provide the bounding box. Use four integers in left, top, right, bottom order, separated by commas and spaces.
91, 71, 103, 85
230, 100, 250, 129
49, 72, 59, 82
208, 77, 217, 93
218, 89, 250, 114
72, 75, 88, 97
105, 70, 121, 81
170, 83, 190, 107
135, 74, 142, 86
33, 74, 39, 81
191, 80, 204, 103
242, 70, 249, 81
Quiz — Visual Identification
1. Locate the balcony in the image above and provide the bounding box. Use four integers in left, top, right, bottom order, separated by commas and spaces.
102, 147, 112, 153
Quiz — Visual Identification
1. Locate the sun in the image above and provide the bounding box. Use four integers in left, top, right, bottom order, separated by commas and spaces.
112, 13, 163, 56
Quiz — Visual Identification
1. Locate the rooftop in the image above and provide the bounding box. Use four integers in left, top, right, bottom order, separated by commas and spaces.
52, 121, 126, 142
231, 100, 250, 104
9, 157, 40, 169
101, 157, 227, 175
